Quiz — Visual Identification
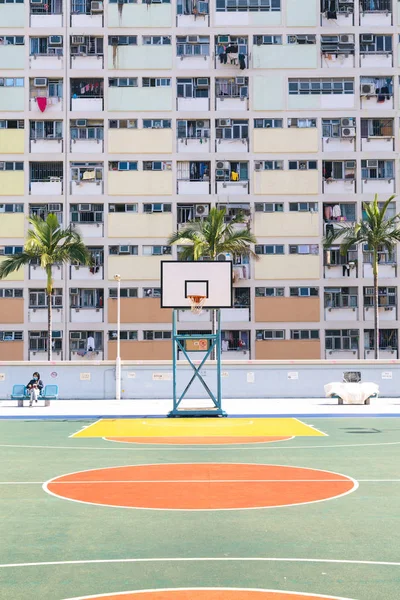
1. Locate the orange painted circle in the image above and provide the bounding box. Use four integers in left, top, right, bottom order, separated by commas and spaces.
104, 436, 293, 445
45, 463, 356, 510
66, 589, 353, 600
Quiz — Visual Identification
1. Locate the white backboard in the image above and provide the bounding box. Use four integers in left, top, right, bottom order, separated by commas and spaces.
161, 260, 233, 309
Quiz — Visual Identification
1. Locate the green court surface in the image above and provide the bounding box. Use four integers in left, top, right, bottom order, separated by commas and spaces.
0, 417, 399, 600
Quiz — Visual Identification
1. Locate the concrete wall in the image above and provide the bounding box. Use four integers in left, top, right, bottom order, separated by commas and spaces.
255, 255, 320, 280
0, 360, 399, 399
286, 0, 317, 26
108, 46, 173, 70
108, 87, 173, 112
253, 75, 285, 111
108, 213, 173, 238
253, 45, 318, 70
253, 128, 318, 153
0, 172, 24, 196
0, 46, 25, 70
0, 4, 25, 27
108, 297, 172, 324
254, 212, 319, 237
0, 214, 24, 238
108, 129, 173, 154
108, 255, 172, 280
0, 298, 24, 323
255, 297, 320, 322
108, 171, 173, 196
0, 129, 25, 154
108, 4, 172, 28
0, 88, 24, 112
253, 170, 319, 195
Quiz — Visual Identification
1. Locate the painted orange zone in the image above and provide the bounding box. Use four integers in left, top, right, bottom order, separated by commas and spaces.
104, 436, 293, 445
46, 463, 355, 510
80, 590, 348, 600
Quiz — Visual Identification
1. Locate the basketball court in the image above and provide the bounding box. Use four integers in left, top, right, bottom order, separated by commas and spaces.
1, 263, 398, 599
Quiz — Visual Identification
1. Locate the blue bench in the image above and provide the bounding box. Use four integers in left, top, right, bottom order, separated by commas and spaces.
11, 384, 59, 407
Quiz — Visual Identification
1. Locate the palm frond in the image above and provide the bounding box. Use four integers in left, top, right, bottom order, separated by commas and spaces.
0, 252, 34, 279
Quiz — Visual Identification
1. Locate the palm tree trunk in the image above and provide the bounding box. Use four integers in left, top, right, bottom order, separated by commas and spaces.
46, 266, 53, 362
373, 250, 379, 360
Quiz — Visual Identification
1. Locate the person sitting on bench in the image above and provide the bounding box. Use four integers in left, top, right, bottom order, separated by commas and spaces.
26, 372, 44, 407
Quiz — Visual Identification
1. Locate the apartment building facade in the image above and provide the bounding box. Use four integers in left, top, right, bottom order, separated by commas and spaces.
0, 0, 399, 361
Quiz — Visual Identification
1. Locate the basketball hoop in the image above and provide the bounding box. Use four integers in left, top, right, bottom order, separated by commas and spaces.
187, 295, 207, 315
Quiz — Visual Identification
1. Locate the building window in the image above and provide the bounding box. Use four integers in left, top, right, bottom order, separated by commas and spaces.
70, 204, 103, 223
142, 78, 171, 87
108, 36, 137, 46
109, 119, 137, 129
290, 330, 319, 340
177, 78, 209, 99
177, 35, 210, 56
0, 78, 24, 87
143, 203, 171, 213
0, 289, 23, 298
255, 287, 284, 297
323, 160, 355, 181
253, 35, 282, 45
289, 202, 318, 212
29, 289, 62, 307
290, 287, 319, 297
216, 119, 248, 140
255, 245, 284, 255
109, 204, 138, 213
0, 162, 23, 171
325, 287, 358, 309
257, 161, 283, 171
109, 245, 138, 256
216, 0, 281, 11
364, 329, 397, 351
108, 330, 138, 340
143, 161, 171, 171
177, 0, 208, 14
325, 329, 359, 351
288, 160, 317, 170
255, 203, 283, 212
71, 164, 103, 182
289, 78, 354, 95
142, 36, 171, 45
109, 161, 138, 171
0, 246, 23, 255
70, 289, 103, 309
364, 287, 396, 307
142, 119, 171, 129
70, 120, 103, 141
30, 37, 63, 56
360, 34, 392, 53
0, 331, 23, 341
360, 0, 392, 13
215, 77, 248, 99
143, 288, 161, 298
361, 160, 394, 180
254, 118, 283, 128
288, 118, 317, 128
256, 330, 285, 340
109, 288, 138, 298
0, 203, 23, 213
0, 120, 24, 130
289, 245, 319, 255
109, 78, 137, 88
143, 331, 171, 340
142, 245, 172, 256
69, 331, 103, 351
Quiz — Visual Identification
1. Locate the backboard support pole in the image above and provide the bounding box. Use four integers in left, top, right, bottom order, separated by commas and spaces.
169, 309, 226, 417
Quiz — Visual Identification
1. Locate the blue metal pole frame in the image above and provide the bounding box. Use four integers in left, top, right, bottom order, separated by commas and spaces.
169, 308, 226, 417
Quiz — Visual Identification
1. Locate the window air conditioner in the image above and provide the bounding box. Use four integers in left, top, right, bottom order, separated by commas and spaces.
218, 35, 229, 44
195, 204, 209, 217
49, 177, 61, 182
70, 332, 81, 339
197, 1, 208, 13
0, 162, 5, 170
110, 36, 119, 46
34, 78, 48, 87
48, 204, 61, 211
254, 161, 263, 171
30, 0, 44, 4
240, 86, 248, 98
345, 161, 356, 169
217, 252, 230, 261
70, 288, 79, 295
91, 1, 103, 12
196, 120, 205, 128
188, 36, 199, 43
119, 245, 130, 253
216, 161, 230, 170
76, 119, 87, 127
288, 35, 297, 44
361, 34, 374, 43
216, 169, 226, 179
341, 117, 354, 127
367, 160, 378, 167
235, 77, 246, 85
339, 34, 354, 44
341, 127, 356, 138
71, 36, 85, 45
361, 83, 376, 96
152, 203, 162, 212
299, 161, 307, 170
196, 78, 208, 87
49, 36, 62, 45
152, 247, 162, 255
52, 331, 62, 338
217, 119, 231, 127
79, 204, 91, 211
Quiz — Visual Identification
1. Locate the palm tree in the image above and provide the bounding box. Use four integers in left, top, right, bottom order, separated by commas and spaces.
323, 194, 400, 360
168, 207, 259, 357
0, 214, 91, 361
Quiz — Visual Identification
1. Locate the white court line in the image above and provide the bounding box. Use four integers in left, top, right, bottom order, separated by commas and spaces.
1, 556, 400, 569
293, 417, 328, 437
62, 586, 355, 600
0, 479, 399, 485
103, 436, 296, 446
0, 440, 400, 451
42, 462, 358, 512
69, 419, 103, 439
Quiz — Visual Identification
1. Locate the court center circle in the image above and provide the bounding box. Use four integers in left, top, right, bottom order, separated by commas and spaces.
64, 588, 355, 600
44, 463, 357, 510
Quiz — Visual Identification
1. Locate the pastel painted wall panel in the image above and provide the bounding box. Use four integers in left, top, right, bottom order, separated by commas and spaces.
0, 298, 24, 323
108, 4, 172, 27
0, 130, 24, 154
0, 88, 24, 112
0, 341, 23, 361
108, 213, 173, 238
255, 297, 320, 322
0, 258, 24, 281
288, 95, 321, 110
0, 172, 24, 196
255, 340, 320, 359
108, 171, 173, 196
254, 255, 320, 280
108, 46, 173, 70
108, 298, 171, 324
0, 46, 25, 70
286, 0, 317, 26
253, 45, 317, 69
108, 256, 172, 280
253, 170, 319, 195
253, 128, 318, 153
254, 212, 319, 237
0, 4, 25, 27
108, 87, 173, 112
253, 75, 285, 111
108, 129, 173, 154
0, 214, 24, 238
108, 340, 172, 360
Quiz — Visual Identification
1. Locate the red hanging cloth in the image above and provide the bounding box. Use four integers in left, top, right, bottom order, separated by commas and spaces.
36, 97, 47, 113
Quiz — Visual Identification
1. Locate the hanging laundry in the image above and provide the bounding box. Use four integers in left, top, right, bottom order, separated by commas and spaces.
36, 97, 47, 113
239, 54, 246, 70
332, 204, 341, 218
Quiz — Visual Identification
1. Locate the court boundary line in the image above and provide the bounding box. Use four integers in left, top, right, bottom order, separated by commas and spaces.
62, 586, 356, 600
69, 419, 103, 439
1, 479, 399, 485
293, 417, 328, 437
3, 413, 400, 420
1, 556, 400, 569
42, 462, 358, 512
0, 440, 399, 451
102, 436, 296, 446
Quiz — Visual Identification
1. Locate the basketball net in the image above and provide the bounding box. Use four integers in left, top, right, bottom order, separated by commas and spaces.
187, 295, 207, 315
